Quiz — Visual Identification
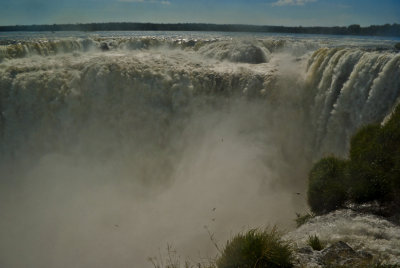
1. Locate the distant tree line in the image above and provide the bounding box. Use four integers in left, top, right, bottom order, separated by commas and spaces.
0, 22, 399, 37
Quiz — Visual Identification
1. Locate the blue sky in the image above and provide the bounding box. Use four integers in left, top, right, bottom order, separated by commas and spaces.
0, 0, 399, 26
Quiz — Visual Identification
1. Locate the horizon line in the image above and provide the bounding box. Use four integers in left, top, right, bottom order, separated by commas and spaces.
1, 21, 399, 28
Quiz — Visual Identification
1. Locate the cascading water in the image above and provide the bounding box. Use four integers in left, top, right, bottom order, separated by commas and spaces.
0, 33, 399, 267
306, 47, 400, 156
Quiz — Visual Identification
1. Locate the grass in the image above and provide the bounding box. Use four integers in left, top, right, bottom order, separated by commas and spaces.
148, 244, 216, 268
216, 227, 293, 268
307, 234, 325, 251
295, 212, 315, 227
149, 227, 294, 268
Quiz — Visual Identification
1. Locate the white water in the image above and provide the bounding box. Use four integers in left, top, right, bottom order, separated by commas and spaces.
0, 33, 399, 267
285, 209, 400, 265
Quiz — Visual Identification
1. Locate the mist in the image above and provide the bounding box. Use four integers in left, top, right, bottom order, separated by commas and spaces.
0, 96, 311, 268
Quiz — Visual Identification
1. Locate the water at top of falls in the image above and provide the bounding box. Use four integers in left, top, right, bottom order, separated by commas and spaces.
1, 30, 399, 53
1, 30, 400, 41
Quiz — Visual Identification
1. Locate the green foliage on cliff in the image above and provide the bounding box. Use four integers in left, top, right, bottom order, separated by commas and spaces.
308, 106, 400, 215
307, 156, 348, 214
348, 124, 391, 203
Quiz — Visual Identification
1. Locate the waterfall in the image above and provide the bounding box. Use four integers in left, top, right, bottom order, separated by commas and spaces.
306, 47, 400, 155
0, 34, 399, 268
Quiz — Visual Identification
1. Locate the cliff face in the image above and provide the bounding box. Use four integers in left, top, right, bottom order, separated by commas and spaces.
284, 209, 400, 267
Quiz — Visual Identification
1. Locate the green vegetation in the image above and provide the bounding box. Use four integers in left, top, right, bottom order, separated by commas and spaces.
348, 124, 391, 203
216, 227, 293, 268
307, 235, 325, 251
307, 156, 348, 214
295, 212, 315, 228
307, 105, 400, 215
150, 227, 294, 268
148, 244, 216, 268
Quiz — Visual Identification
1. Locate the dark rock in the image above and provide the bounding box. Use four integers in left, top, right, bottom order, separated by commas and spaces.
358, 250, 373, 260
100, 42, 109, 51
320, 241, 372, 266
346, 201, 400, 225
185, 40, 196, 47
395, 43, 400, 50
297, 246, 314, 254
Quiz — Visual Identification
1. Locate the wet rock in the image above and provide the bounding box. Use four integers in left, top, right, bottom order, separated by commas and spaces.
346, 201, 400, 225
297, 246, 314, 254
292, 241, 374, 267
292, 246, 323, 267
285, 209, 400, 265
184, 40, 196, 47
320, 241, 372, 266
199, 41, 269, 64
100, 42, 109, 51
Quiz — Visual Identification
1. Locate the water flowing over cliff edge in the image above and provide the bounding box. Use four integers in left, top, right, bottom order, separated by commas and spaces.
0, 34, 399, 267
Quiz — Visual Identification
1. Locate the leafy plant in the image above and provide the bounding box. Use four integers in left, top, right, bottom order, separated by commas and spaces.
348, 124, 391, 203
307, 156, 348, 214
306, 105, 400, 215
348, 106, 400, 204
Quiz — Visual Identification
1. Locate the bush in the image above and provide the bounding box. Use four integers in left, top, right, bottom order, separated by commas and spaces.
348, 105, 400, 203
306, 105, 400, 215
348, 161, 391, 203
307, 156, 348, 214
348, 124, 392, 203
349, 124, 382, 163
216, 227, 293, 268
307, 235, 325, 251
381, 106, 400, 197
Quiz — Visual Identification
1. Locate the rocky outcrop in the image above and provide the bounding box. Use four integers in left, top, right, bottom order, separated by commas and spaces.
100, 42, 109, 51
285, 209, 400, 267
292, 241, 373, 267
320, 241, 372, 266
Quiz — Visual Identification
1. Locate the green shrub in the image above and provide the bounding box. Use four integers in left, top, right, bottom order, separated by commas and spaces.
216, 227, 293, 268
348, 124, 390, 202
349, 124, 382, 163
306, 105, 400, 215
295, 212, 314, 228
307, 235, 325, 251
349, 125, 392, 203
348, 161, 391, 203
381, 106, 400, 197
307, 156, 348, 215
348, 105, 400, 203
